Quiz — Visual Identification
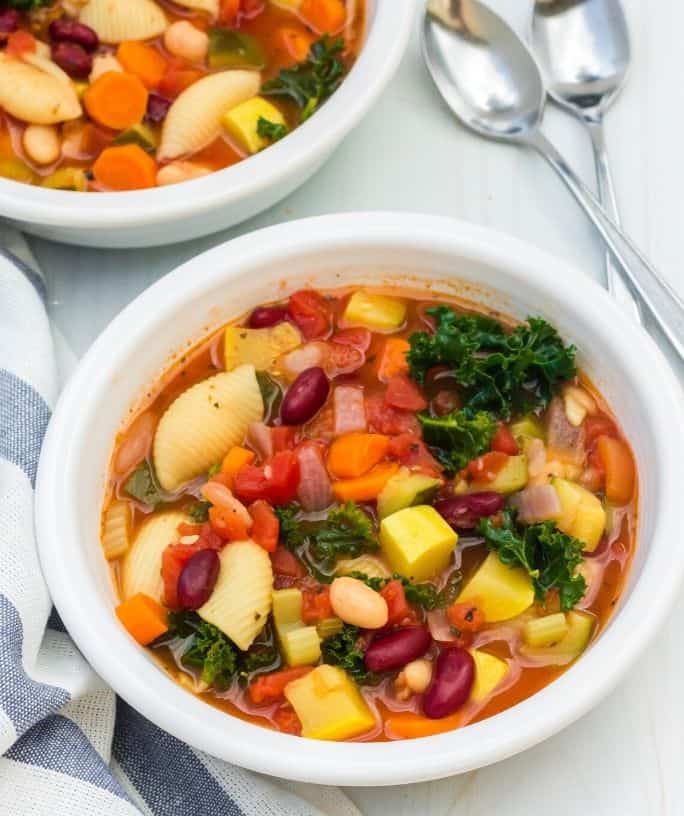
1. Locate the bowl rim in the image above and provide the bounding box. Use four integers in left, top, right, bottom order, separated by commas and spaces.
0, 0, 414, 229
35, 213, 684, 786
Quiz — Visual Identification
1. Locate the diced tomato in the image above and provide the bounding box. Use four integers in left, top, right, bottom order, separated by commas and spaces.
273, 704, 303, 735
384, 375, 428, 412
249, 667, 313, 705
377, 337, 410, 383
287, 290, 332, 340
270, 546, 306, 578
301, 587, 333, 623
7, 30, 36, 56
387, 433, 442, 477
240, 0, 265, 19
198, 521, 225, 550
331, 327, 372, 352
209, 504, 251, 541
219, 0, 239, 24
447, 602, 485, 633
162, 541, 204, 609
208, 470, 234, 488
380, 580, 412, 625
271, 425, 297, 452
234, 450, 300, 505
365, 394, 420, 436
328, 342, 365, 375
158, 61, 204, 98
467, 451, 509, 483
491, 422, 519, 455
249, 500, 279, 552
584, 414, 618, 449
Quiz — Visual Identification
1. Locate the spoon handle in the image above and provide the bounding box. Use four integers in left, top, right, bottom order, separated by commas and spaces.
584, 115, 643, 324
527, 129, 684, 360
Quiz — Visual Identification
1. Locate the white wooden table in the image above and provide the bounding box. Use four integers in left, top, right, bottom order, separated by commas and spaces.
34, 1, 684, 812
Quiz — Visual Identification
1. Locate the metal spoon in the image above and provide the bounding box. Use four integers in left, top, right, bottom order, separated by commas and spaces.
531, 0, 641, 323
422, 0, 684, 359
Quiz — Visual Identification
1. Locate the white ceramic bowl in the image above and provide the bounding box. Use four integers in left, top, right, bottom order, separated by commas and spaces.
0, 1, 413, 248
36, 213, 684, 785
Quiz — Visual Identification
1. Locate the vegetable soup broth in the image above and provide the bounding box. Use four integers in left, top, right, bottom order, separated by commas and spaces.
0, 0, 364, 190
104, 287, 637, 742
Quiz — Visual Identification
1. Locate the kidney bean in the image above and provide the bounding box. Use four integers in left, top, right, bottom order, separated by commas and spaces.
145, 93, 172, 123
51, 41, 92, 79
248, 306, 289, 329
177, 549, 220, 610
0, 9, 19, 33
49, 18, 99, 51
434, 492, 505, 530
423, 648, 475, 719
364, 626, 432, 673
281, 367, 329, 425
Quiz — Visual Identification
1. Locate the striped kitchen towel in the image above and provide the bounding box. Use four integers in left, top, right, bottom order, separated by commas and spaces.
0, 227, 361, 816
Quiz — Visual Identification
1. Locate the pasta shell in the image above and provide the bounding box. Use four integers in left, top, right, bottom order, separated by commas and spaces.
159, 69, 261, 161
198, 540, 273, 650
153, 363, 264, 491
121, 510, 186, 602
173, 0, 219, 20
0, 54, 82, 124
22, 53, 72, 85
79, 0, 167, 44
224, 322, 302, 372
102, 500, 130, 560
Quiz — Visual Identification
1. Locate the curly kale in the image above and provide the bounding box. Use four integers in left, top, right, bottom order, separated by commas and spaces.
346, 571, 462, 611
124, 461, 163, 508
418, 409, 497, 474
408, 307, 576, 419
321, 624, 377, 685
256, 117, 289, 142
1, 0, 51, 9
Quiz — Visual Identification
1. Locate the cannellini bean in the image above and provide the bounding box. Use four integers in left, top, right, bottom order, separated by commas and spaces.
329, 577, 388, 629
163, 20, 209, 63
156, 161, 211, 186
89, 53, 123, 82
22, 124, 61, 165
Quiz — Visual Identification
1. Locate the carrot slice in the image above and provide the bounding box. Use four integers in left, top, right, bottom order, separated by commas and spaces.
299, 0, 346, 33
327, 432, 389, 479
92, 144, 157, 191
332, 462, 399, 502
221, 446, 256, 486
385, 710, 465, 740
116, 593, 169, 645
377, 338, 410, 382
116, 41, 167, 89
84, 71, 149, 130
596, 435, 635, 504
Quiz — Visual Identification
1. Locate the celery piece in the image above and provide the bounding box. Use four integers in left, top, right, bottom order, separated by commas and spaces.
476, 454, 528, 494
272, 588, 303, 626
511, 416, 546, 445
316, 617, 344, 640
523, 613, 568, 648
280, 625, 321, 667
208, 30, 266, 69
113, 123, 158, 153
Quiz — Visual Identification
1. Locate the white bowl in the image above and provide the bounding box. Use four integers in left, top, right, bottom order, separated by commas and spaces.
36, 213, 684, 785
0, 1, 413, 248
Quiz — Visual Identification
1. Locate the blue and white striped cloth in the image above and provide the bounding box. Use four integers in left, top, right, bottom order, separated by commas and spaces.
0, 227, 362, 816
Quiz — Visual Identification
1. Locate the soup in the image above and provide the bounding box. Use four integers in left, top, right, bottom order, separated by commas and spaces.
0, 0, 364, 191
104, 286, 637, 741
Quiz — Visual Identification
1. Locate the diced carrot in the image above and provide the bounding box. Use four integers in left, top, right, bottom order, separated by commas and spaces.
332, 462, 399, 502
248, 667, 313, 705
301, 587, 333, 623
209, 503, 251, 541
447, 602, 485, 633
377, 338, 410, 382
221, 446, 256, 487
491, 423, 519, 455
299, 0, 346, 33
596, 435, 635, 504
84, 72, 149, 130
7, 30, 36, 56
116, 41, 167, 89
276, 25, 314, 63
327, 432, 389, 479
92, 144, 157, 191
385, 710, 465, 740
584, 414, 618, 449
116, 593, 168, 645
79, 123, 115, 158
249, 500, 279, 552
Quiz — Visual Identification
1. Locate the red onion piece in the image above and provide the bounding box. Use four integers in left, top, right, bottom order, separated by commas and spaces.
333, 385, 367, 434
547, 397, 585, 464
427, 610, 460, 643
281, 342, 328, 377
247, 421, 273, 462
296, 442, 333, 511
510, 484, 561, 523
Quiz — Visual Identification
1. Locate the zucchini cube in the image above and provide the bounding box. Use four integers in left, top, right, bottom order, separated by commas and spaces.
379, 505, 458, 582
342, 291, 407, 331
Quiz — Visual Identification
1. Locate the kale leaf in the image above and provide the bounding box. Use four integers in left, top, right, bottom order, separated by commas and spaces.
262, 36, 346, 122
479, 510, 586, 610
188, 500, 211, 523
346, 571, 462, 611
418, 409, 496, 474
256, 117, 289, 142
256, 370, 282, 424
1, 0, 51, 8
124, 461, 163, 507
408, 307, 576, 419
321, 624, 377, 685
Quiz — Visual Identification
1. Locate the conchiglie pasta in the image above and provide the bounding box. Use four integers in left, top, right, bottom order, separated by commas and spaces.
198, 541, 273, 650
79, 0, 167, 44
158, 70, 261, 161
0, 54, 82, 124
102, 500, 130, 560
153, 363, 263, 491
22, 53, 72, 85
121, 510, 186, 602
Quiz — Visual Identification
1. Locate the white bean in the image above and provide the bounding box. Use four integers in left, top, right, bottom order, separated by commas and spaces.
22, 124, 61, 165
89, 53, 123, 83
403, 658, 433, 693
163, 21, 209, 64
156, 161, 211, 186
329, 577, 388, 629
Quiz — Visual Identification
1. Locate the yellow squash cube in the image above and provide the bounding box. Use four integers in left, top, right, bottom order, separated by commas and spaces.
379, 505, 458, 582
469, 650, 509, 702
222, 96, 287, 155
553, 478, 606, 552
456, 551, 534, 622
342, 291, 407, 332
284, 665, 376, 740
224, 322, 301, 372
